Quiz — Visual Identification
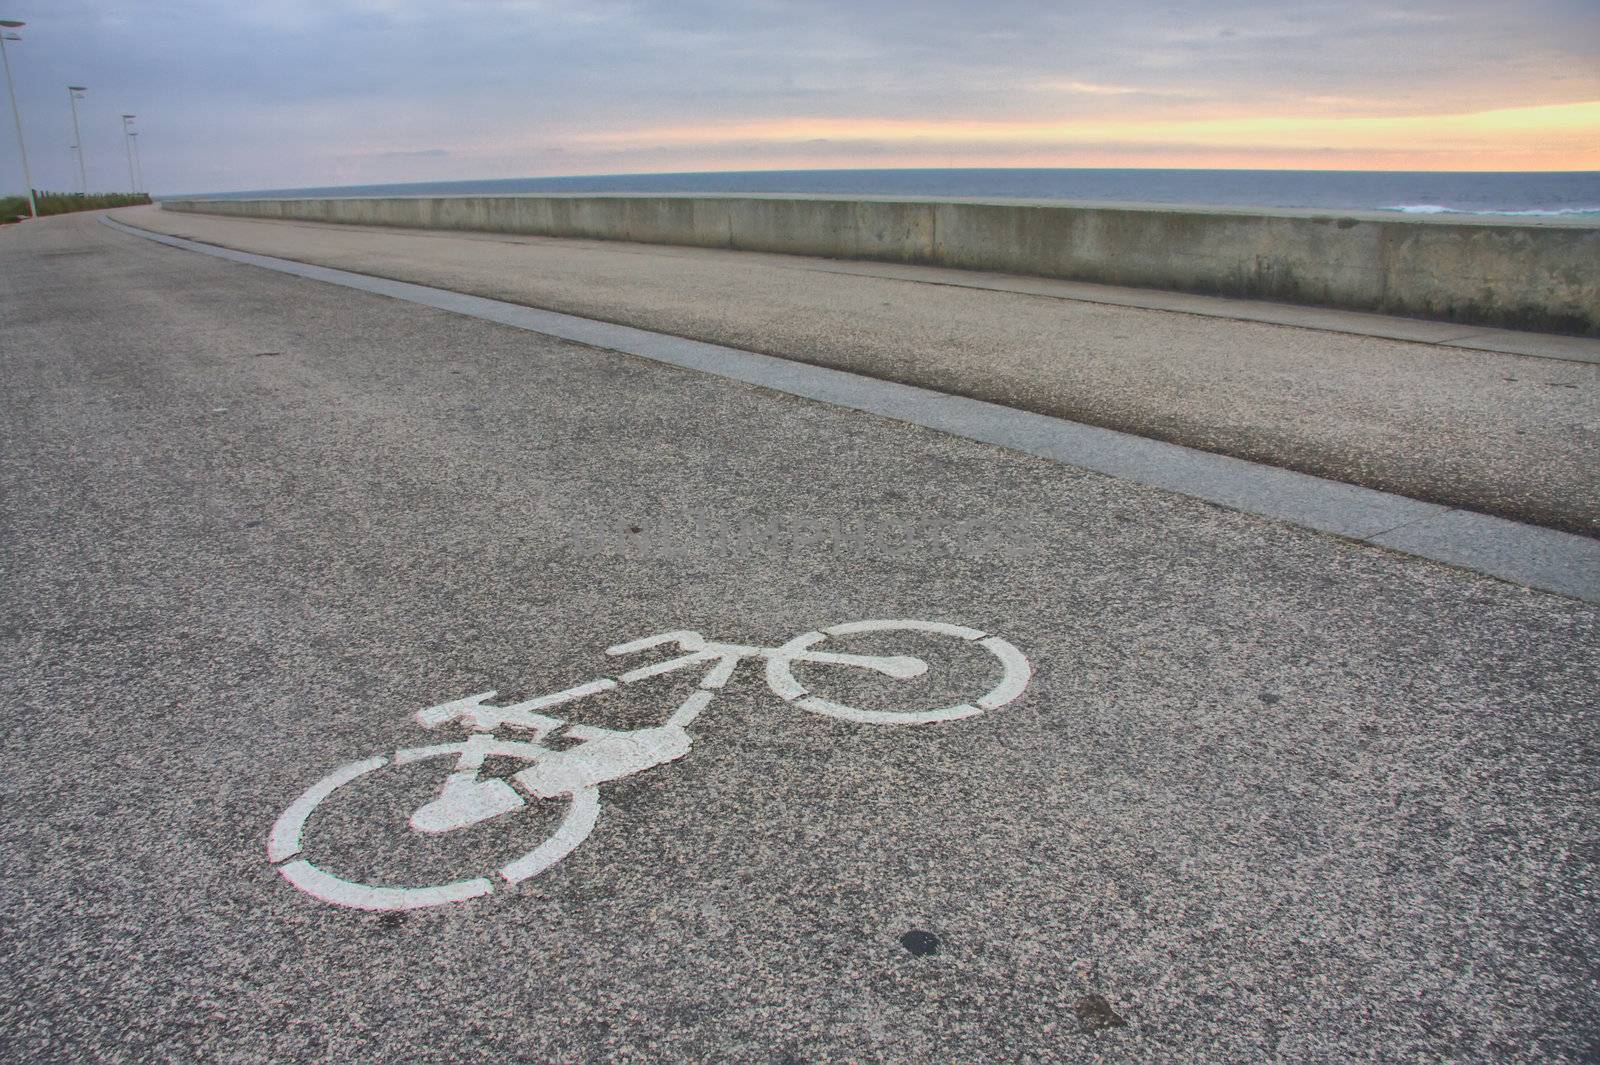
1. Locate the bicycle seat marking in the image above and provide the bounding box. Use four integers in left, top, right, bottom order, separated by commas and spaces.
267, 619, 1031, 911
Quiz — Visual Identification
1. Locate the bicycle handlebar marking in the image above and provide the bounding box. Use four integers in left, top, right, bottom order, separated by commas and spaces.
267, 619, 1032, 911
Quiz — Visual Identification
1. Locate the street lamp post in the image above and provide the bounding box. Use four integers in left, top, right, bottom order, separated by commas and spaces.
0, 19, 36, 218
120, 113, 136, 194
68, 85, 87, 194
128, 130, 143, 194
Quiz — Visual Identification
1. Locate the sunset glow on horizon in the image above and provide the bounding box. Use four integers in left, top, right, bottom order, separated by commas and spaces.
560, 101, 1600, 174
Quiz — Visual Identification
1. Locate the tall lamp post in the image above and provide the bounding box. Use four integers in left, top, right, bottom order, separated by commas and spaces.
128, 129, 143, 194
120, 113, 136, 194
68, 85, 87, 194
0, 18, 35, 218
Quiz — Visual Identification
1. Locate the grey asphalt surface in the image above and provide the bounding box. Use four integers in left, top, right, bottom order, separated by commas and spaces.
2, 213, 1598, 1064
115, 205, 1600, 538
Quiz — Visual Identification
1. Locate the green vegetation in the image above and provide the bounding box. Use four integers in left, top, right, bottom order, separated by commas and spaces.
1, 190, 153, 224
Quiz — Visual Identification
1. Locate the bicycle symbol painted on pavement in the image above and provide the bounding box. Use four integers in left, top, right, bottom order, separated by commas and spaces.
267, 619, 1031, 911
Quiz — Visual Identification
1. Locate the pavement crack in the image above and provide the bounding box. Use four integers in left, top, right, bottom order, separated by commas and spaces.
1361, 508, 1459, 542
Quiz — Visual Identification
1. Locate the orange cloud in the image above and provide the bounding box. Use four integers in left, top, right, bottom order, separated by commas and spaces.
566, 100, 1600, 171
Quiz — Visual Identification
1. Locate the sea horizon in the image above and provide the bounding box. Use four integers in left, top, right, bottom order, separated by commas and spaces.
170, 166, 1600, 218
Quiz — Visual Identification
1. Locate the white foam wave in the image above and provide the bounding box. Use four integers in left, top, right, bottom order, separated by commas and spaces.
1381, 204, 1600, 217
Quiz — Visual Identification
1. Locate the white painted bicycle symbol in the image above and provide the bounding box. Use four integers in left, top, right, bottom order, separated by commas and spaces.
268, 619, 1030, 911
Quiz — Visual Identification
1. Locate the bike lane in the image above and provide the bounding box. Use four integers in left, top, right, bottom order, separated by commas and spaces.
2, 213, 1597, 1064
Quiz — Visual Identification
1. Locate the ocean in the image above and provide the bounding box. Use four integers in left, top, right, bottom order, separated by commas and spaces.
181, 168, 1600, 217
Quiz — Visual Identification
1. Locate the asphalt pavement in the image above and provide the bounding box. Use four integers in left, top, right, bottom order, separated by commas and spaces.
114, 204, 1600, 538
2, 213, 1598, 1063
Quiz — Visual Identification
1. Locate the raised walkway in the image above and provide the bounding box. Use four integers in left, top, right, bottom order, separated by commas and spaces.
113, 204, 1599, 542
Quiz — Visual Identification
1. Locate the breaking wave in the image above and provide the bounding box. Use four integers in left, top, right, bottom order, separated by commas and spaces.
1381, 204, 1600, 217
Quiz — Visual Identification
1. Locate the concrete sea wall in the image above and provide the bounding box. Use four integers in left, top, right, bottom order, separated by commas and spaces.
160, 195, 1600, 336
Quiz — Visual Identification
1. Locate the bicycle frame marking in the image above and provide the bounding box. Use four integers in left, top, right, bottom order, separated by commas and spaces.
268, 619, 1032, 911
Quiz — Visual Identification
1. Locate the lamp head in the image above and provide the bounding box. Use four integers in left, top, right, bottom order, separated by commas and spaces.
0, 20, 25, 28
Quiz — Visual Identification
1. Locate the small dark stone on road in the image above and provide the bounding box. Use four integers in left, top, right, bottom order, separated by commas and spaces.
1258, 692, 1281, 704
628, 525, 643, 534
899, 930, 939, 956
1072, 994, 1126, 1031
242, 520, 262, 528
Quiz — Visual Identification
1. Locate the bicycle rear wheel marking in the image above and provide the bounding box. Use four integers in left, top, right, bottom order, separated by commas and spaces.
268, 756, 387, 864
278, 861, 495, 911
268, 749, 599, 912
499, 787, 600, 884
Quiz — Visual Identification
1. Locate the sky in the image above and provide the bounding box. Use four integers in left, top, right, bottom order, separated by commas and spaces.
0, 0, 1596, 195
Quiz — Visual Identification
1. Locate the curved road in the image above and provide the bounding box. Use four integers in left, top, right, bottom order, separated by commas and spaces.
2, 213, 1597, 1063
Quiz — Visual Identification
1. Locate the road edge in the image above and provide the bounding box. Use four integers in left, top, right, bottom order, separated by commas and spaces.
100, 214, 1600, 604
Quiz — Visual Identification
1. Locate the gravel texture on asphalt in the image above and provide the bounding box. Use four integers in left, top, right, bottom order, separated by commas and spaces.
2, 214, 1597, 1063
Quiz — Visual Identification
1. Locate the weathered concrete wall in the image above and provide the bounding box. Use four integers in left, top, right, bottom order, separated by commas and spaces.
160, 195, 1600, 335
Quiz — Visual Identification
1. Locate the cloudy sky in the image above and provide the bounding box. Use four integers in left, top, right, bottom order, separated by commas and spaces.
2, 0, 1596, 195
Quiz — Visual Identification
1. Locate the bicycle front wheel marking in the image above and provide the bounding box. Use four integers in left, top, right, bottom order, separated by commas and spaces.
766, 619, 1032, 726
796, 694, 984, 725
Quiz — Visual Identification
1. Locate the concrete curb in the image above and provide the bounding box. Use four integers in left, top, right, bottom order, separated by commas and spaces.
120, 206, 1600, 366
102, 215, 1600, 604
158, 194, 1600, 336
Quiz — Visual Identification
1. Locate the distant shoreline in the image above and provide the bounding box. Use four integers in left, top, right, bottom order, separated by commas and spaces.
165, 167, 1600, 219
157, 190, 1600, 229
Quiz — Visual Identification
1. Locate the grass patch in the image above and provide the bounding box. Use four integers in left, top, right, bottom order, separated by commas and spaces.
2, 190, 153, 224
